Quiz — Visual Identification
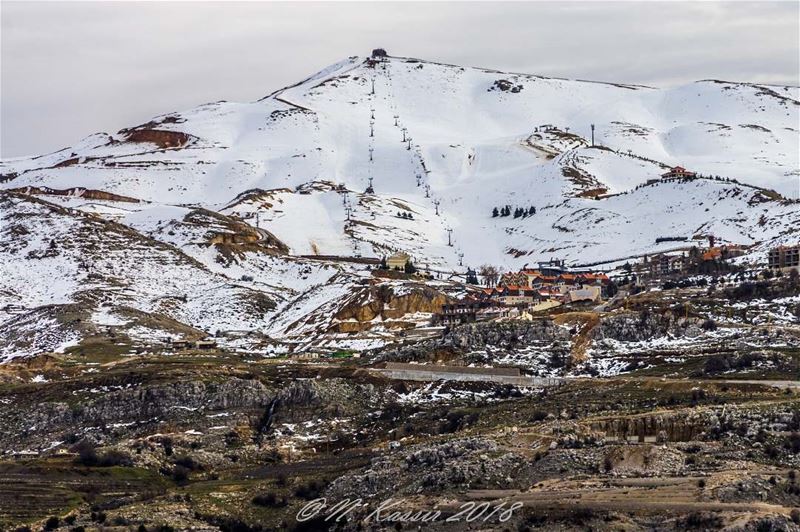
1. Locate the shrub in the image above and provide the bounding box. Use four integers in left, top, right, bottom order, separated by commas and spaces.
294, 479, 327, 500
680, 512, 723, 529
44, 517, 60, 531
530, 410, 549, 422
172, 465, 190, 484
173, 455, 203, 471
765, 445, 780, 459
161, 437, 174, 456
252, 491, 288, 507
73, 440, 98, 466
791, 509, 800, 524
787, 433, 800, 454
704, 355, 729, 375
98, 450, 133, 467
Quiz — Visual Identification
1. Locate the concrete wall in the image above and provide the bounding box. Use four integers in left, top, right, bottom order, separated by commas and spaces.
373, 367, 563, 387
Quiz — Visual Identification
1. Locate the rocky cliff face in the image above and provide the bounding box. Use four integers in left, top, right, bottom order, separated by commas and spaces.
0, 369, 396, 454
122, 129, 192, 148
333, 283, 451, 332
590, 311, 707, 342
7, 186, 140, 203
447, 319, 569, 350
2, 377, 275, 451
326, 437, 531, 501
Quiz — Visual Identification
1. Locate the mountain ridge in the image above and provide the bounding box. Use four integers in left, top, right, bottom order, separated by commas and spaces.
0, 52, 798, 359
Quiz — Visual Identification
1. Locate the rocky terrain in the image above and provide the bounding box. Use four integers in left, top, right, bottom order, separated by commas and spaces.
0, 276, 798, 531
1, 52, 799, 531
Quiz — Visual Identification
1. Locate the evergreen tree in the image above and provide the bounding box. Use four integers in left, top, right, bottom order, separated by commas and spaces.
379, 256, 388, 270
492, 207, 499, 217
404, 260, 417, 274
606, 280, 619, 298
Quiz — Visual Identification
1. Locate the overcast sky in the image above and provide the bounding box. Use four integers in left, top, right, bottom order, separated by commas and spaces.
2, 1, 798, 159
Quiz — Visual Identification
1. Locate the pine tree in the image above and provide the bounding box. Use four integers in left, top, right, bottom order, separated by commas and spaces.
492, 207, 499, 217
404, 260, 416, 274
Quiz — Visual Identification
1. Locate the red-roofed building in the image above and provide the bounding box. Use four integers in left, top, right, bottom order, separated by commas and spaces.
661, 166, 697, 179
501, 286, 540, 306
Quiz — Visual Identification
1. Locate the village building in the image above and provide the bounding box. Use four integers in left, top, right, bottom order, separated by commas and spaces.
536, 260, 567, 276
386, 251, 411, 270
646, 253, 687, 276
768, 245, 800, 272
661, 166, 697, 179
164, 338, 191, 350
499, 285, 540, 306
567, 285, 602, 304
576, 272, 610, 286
439, 301, 482, 326
499, 265, 610, 300
195, 339, 218, 350
500, 271, 528, 288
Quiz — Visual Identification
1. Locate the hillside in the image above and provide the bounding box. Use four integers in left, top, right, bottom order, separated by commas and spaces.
0, 53, 798, 359
2, 54, 797, 268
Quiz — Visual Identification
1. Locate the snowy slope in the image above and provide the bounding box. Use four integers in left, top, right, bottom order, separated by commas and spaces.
0, 192, 361, 360
2, 54, 797, 271
0, 54, 798, 359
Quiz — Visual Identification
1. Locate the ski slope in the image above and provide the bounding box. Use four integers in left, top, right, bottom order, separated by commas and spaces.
0, 54, 798, 360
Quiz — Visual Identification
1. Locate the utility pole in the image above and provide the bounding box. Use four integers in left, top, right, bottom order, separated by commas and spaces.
371, 108, 375, 120
370, 124, 374, 137
425, 185, 430, 198
255, 211, 260, 228
446, 228, 453, 246
433, 199, 440, 216
401, 128, 407, 142
416, 174, 421, 187
394, 115, 399, 126
369, 147, 374, 162
590, 124, 595, 146
458, 252, 464, 266
407, 139, 411, 150
342, 191, 348, 205
371, 78, 375, 95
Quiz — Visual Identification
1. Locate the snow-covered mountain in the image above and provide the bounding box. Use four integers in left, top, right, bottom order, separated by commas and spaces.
1, 53, 798, 359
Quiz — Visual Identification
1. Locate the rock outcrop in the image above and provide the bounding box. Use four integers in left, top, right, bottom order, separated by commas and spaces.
122, 129, 191, 148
